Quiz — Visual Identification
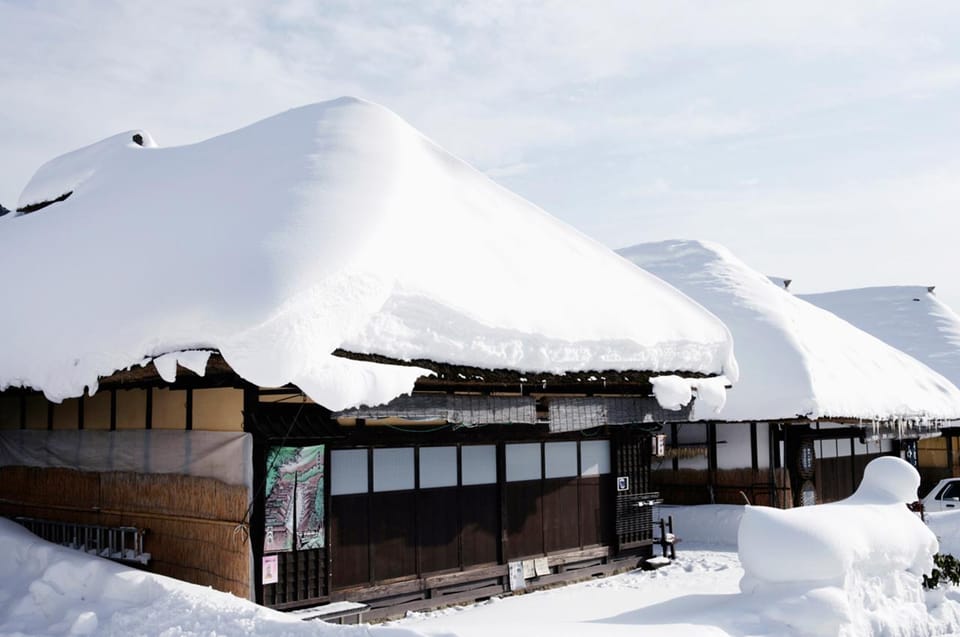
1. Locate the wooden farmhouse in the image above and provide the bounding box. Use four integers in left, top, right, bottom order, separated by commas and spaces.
800, 285, 960, 494
619, 241, 960, 509
0, 99, 738, 619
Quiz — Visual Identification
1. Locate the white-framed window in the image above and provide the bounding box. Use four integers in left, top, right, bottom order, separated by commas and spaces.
419, 446, 458, 488
373, 448, 415, 492
330, 449, 368, 495
506, 443, 541, 482
580, 440, 611, 476
461, 445, 496, 485
545, 441, 578, 478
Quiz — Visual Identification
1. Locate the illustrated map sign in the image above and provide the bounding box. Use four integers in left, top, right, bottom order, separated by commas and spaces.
264, 445, 325, 553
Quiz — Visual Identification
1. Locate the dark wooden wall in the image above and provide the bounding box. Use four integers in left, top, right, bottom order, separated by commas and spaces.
815, 453, 883, 503
327, 441, 613, 592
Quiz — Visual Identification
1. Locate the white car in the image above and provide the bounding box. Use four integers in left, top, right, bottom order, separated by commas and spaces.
923, 478, 960, 512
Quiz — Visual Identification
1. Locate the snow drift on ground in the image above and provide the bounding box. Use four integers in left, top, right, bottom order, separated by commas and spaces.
396, 548, 748, 637
801, 286, 960, 389
619, 240, 960, 421
0, 97, 736, 410
0, 517, 423, 637
398, 479, 960, 637
738, 456, 949, 636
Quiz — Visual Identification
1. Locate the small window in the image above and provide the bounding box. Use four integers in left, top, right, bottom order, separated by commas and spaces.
506, 443, 541, 482
580, 440, 611, 476
373, 448, 415, 492
462, 445, 496, 485
419, 446, 457, 488
545, 441, 578, 478
331, 449, 368, 495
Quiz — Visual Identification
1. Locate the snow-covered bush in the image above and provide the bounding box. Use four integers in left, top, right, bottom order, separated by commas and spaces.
924, 553, 960, 590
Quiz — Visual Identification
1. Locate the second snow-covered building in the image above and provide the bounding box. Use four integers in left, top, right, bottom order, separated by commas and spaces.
619, 240, 960, 507
801, 285, 960, 493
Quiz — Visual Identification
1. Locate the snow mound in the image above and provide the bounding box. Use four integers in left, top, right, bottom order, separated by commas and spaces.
1, 98, 735, 409
738, 457, 941, 636
619, 240, 960, 421
0, 517, 423, 637
801, 285, 960, 389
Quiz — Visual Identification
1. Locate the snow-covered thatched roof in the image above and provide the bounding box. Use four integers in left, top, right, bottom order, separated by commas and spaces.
0, 98, 736, 409
618, 240, 960, 422
800, 286, 960, 389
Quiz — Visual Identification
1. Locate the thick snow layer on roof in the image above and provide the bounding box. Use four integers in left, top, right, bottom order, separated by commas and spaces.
800, 286, 960, 389
619, 240, 960, 421
0, 98, 735, 408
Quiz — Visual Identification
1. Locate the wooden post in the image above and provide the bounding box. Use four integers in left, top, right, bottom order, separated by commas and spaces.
242, 385, 264, 603
707, 423, 718, 503
948, 433, 955, 476
659, 518, 667, 557
497, 442, 507, 564
668, 515, 675, 559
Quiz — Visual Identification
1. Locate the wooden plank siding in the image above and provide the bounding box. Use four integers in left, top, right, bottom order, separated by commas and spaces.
0, 466, 249, 597
0, 387, 245, 433
320, 439, 619, 597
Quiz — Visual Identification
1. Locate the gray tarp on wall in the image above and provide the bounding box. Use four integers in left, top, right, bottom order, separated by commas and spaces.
335, 394, 537, 425
548, 397, 693, 432
0, 429, 253, 488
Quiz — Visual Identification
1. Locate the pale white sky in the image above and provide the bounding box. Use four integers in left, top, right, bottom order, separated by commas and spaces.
2, 1, 959, 309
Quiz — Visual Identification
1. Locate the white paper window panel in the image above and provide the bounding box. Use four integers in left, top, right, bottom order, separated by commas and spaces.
580, 440, 611, 476
545, 441, 578, 478
331, 449, 368, 495
716, 422, 751, 469
419, 446, 458, 488
506, 443, 541, 482
755, 423, 771, 470
461, 445, 496, 485
373, 448, 415, 492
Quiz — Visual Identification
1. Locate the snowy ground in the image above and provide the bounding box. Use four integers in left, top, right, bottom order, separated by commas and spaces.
396, 543, 960, 637
395, 488, 960, 637
7, 490, 960, 636
394, 546, 744, 637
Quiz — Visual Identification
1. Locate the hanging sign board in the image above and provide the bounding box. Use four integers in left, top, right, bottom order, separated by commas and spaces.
653, 434, 666, 457
534, 557, 550, 577
508, 561, 526, 591
262, 555, 279, 585
522, 559, 537, 579
617, 476, 630, 492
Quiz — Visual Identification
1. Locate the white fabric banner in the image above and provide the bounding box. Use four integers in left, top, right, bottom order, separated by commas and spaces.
0, 430, 253, 488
